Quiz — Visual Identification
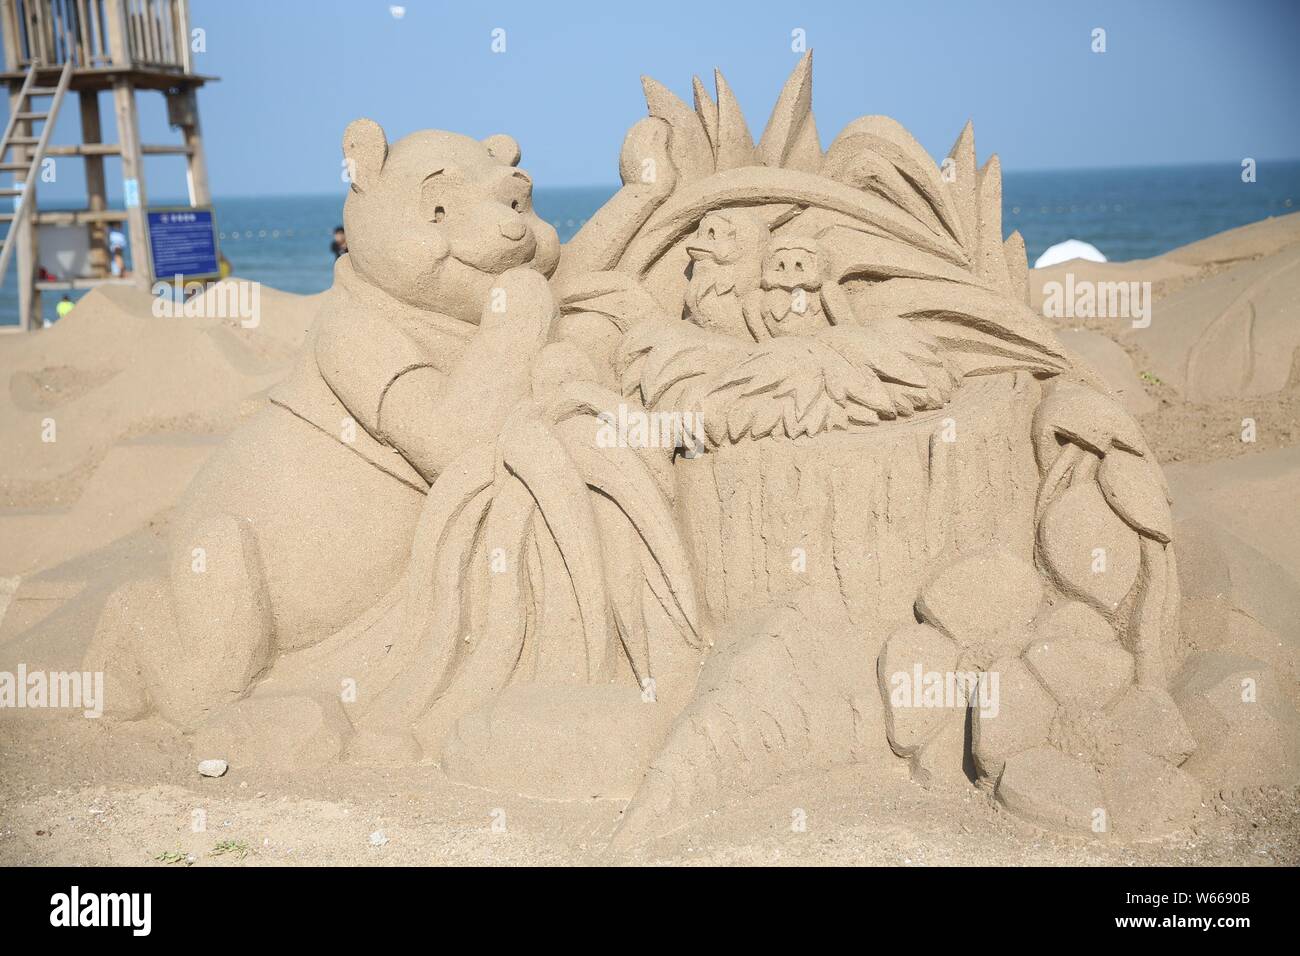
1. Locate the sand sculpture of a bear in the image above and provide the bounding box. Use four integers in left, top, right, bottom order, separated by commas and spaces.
87, 121, 560, 729
88, 54, 1203, 846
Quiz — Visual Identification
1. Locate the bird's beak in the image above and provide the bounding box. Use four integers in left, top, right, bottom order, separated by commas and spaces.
685, 243, 711, 261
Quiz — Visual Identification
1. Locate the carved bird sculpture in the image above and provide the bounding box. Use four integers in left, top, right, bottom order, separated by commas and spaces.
684, 209, 769, 338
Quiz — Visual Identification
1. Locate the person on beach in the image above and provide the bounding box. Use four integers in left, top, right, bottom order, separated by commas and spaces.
108, 229, 128, 278
55, 295, 74, 319
330, 225, 348, 259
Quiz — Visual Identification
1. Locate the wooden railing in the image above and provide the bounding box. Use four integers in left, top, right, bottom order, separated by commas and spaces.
1, 0, 193, 71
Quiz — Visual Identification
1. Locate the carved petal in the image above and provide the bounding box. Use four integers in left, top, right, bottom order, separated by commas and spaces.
1107, 685, 1197, 764
828, 115, 967, 248
915, 551, 1042, 648
1025, 638, 1135, 710
1035, 601, 1116, 644
942, 121, 978, 254
877, 623, 961, 756
1038, 481, 1140, 612
1031, 379, 1149, 469
996, 745, 1105, 835
1098, 448, 1174, 543
1098, 745, 1202, 838
971, 657, 1056, 780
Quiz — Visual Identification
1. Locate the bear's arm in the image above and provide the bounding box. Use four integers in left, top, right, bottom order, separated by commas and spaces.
315, 310, 449, 479
378, 269, 556, 480
317, 269, 555, 484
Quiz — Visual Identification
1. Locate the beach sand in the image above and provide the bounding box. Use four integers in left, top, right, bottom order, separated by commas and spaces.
1, 216, 1297, 866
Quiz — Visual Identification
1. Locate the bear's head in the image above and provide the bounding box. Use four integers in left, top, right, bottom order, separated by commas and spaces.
341, 118, 561, 324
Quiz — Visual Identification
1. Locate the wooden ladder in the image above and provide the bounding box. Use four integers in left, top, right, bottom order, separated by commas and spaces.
0, 58, 75, 290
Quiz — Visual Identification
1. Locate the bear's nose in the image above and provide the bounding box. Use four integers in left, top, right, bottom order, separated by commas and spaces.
499, 219, 527, 241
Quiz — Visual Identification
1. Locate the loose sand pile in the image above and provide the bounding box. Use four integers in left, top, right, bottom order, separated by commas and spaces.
1, 206, 1297, 864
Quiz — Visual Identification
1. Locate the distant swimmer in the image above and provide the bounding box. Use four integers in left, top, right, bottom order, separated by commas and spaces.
331, 225, 348, 259
56, 295, 74, 319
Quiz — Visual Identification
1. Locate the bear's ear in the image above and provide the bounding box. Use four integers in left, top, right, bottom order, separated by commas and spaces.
482, 133, 521, 167
343, 118, 388, 192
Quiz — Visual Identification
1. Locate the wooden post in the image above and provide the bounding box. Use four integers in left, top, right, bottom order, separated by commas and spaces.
105, 0, 131, 66
79, 89, 109, 274
181, 99, 210, 206
113, 79, 152, 286
0, 0, 23, 70
176, 0, 193, 73
8, 84, 38, 329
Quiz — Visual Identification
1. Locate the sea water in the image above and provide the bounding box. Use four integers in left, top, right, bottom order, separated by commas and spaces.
3, 162, 1297, 327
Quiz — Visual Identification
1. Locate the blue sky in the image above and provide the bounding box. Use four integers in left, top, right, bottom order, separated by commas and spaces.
12, 0, 1300, 200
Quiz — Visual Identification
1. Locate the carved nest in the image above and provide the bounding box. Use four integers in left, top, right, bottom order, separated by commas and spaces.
558, 54, 1075, 454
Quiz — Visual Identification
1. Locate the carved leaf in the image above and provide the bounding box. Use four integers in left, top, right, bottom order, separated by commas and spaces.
755, 50, 819, 171
691, 75, 718, 156
975, 156, 1009, 290
641, 75, 715, 182
558, 270, 668, 334
821, 137, 950, 241
626, 323, 958, 448
712, 69, 755, 170
1003, 230, 1030, 305
829, 115, 968, 249
943, 121, 979, 252
822, 224, 985, 289
859, 278, 1071, 377
1098, 448, 1174, 543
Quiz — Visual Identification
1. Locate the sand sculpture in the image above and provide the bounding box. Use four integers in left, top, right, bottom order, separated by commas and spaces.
85, 54, 1202, 844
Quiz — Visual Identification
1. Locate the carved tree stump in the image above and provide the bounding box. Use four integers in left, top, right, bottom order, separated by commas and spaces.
674, 373, 1042, 629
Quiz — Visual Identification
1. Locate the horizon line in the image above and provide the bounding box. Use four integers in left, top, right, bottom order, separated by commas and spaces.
33, 156, 1300, 207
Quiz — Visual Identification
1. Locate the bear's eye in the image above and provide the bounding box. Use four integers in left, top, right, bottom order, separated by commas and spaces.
419, 168, 455, 224
498, 170, 532, 214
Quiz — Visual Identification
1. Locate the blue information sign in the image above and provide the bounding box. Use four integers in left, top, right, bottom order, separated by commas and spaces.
147, 207, 220, 281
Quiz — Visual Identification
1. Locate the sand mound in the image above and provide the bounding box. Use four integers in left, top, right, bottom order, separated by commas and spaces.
0, 280, 318, 511
1030, 213, 1300, 404
1141, 243, 1300, 401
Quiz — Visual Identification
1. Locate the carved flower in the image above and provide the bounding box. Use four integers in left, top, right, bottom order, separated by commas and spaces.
879, 550, 1201, 837
974, 635, 1201, 838
878, 551, 1043, 781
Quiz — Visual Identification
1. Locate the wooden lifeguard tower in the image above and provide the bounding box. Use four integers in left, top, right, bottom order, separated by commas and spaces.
0, 0, 216, 330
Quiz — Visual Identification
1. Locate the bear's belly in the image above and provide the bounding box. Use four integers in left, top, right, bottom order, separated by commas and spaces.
175, 403, 426, 649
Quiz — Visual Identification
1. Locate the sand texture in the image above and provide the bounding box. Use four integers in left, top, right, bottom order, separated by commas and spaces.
1, 56, 1296, 866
